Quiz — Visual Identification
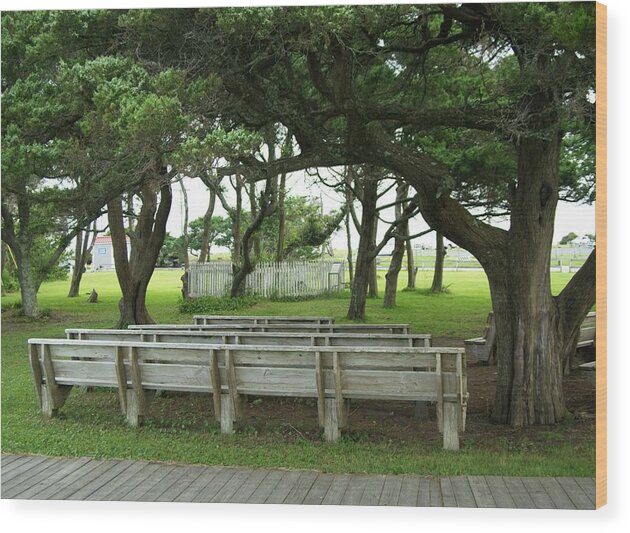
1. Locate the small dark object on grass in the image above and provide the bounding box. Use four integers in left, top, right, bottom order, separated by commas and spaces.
87, 289, 98, 303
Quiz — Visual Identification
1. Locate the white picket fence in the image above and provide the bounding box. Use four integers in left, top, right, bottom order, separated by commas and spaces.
188, 260, 345, 298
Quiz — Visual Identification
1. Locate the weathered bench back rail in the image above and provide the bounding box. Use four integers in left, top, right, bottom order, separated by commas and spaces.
577, 312, 596, 349
192, 315, 334, 325
128, 323, 412, 335
66, 329, 431, 348
28, 339, 466, 450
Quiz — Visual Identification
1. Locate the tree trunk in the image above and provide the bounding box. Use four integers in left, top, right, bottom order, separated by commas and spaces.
179, 179, 190, 271
383, 182, 408, 307
68, 222, 97, 298
276, 172, 287, 262
232, 175, 243, 261
367, 216, 378, 298
230, 178, 277, 297
108, 176, 173, 328
485, 130, 595, 426
16, 250, 39, 317
405, 225, 416, 289
347, 178, 378, 320
248, 181, 261, 262
345, 208, 354, 285
198, 186, 216, 263
431, 232, 445, 293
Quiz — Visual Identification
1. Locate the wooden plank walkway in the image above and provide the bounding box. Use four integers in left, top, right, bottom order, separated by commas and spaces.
0, 454, 595, 509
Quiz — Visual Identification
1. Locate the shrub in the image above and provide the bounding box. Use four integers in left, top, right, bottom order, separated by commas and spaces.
179, 294, 259, 314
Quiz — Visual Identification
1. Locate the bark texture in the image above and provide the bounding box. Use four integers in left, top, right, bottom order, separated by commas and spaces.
108, 177, 172, 328
431, 232, 446, 293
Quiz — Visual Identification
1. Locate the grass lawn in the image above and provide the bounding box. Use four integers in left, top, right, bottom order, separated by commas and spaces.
1, 268, 594, 477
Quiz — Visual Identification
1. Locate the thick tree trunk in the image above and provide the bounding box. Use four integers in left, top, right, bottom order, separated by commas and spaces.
431, 232, 445, 293
233, 175, 243, 261
17, 252, 39, 317
108, 176, 173, 328
347, 179, 378, 320
179, 179, 190, 271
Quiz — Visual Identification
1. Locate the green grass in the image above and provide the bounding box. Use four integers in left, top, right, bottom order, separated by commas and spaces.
1, 268, 594, 477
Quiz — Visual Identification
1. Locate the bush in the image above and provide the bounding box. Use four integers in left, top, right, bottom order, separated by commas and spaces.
179, 294, 259, 314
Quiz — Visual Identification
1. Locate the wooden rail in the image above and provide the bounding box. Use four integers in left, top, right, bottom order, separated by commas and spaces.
192, 315, 334, 325
128, 323, 412, 334
66, 328, 432, 348
28, 339, 467, 450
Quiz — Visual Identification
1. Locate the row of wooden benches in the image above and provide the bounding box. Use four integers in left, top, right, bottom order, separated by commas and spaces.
28, 317, 468, 450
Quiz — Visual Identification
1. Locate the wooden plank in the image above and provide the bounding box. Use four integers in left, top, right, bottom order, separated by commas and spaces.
264, 470, 302, 504
119, 465, 177, 502
225, 348, 242, 420
114, 346, 127, 414
209, 349, 221, 422
1, 455, 54, 484
503, 477, 536, 509
449, 476, 477, 508
227, 469, 270, 504
1, 455, 45, 478
484, 476, 516, 508
137, 465, 195, 502
435, 353, 443, 433
537, 477, 577, 509
210, 469, 254, 503
467, 476, 496, 508
340, 474, 369, 505
321, 474, 352, 505
555, 477, 596, 510
415, 477, 440, 507
191, 467, 241, 503
28, 344, 43, 409
283, 470, 319, 504
358, 474, 386, 506
315, 351, 325, 426
378, 474, 403, 506
85, 460, 159, 501
36, 460, 111, 500
155, 465, 209, 502
246, 470, 285, 504
575, 477, 596, 506
1, 457, 75, 498
396, 475, 421, 507
520, 477, 556, 509
302, 473, 335, 505
66, 460, 136, 501
0, 454, 22, 467
439, 477, 458, 507
332, 351, 345, 427
6, 458, 94, 500
172, 466, 225, 502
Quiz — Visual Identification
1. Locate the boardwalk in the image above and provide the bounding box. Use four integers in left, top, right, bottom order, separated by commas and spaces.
1, 454, 595, 509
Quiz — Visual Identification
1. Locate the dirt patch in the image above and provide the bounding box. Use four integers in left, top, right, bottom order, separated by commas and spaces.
146, 360, 596, 450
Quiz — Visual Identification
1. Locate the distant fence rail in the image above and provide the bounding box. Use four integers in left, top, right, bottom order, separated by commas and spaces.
188, 260, 345, 298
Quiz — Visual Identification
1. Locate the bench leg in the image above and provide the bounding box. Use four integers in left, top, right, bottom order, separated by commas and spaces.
442, 402, 460, 451
126, 389, 155, 427
220, 393, 235, 434
41, 384, 72, 418
324, 398, 340, 442
414, 401, 430, 420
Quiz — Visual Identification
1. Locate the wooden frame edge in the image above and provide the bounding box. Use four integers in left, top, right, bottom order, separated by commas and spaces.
595, 0, 607, 510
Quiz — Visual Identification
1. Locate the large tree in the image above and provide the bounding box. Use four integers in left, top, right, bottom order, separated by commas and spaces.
119, 3, 595, 425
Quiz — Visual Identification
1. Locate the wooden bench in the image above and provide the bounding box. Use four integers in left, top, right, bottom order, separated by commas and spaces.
193, 315, 334, 325
128, 323, 412, 335
464, 311, 596, 363
28, 339, 468, 450
66, 328, 432, 347
577, 312, 596, 349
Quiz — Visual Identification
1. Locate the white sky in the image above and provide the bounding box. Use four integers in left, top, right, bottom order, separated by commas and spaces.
166, 172, 596, 252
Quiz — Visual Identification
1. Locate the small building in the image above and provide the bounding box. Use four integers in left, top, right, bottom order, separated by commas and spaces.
92, 236, 130, 271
